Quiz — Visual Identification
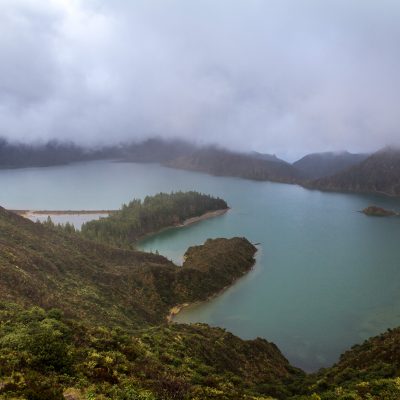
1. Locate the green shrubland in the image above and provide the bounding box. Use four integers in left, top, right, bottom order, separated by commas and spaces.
0, 193, 400, 399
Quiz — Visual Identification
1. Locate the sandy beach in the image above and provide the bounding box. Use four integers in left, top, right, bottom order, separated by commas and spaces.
167, 304, 191, 322
166, 248, 258, 323
180, 208, 229, 226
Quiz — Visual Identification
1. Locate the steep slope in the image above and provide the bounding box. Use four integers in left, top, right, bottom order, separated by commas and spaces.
292, 327, 400, 399
0, 303, 301, 400
0, 207, 303, 399
306, 147, 400, 196
166, 147, 299, 183
293, 151, 369, 180
0, 207, 255, 327
322, 327, 400, 384
3, 204, 400, 398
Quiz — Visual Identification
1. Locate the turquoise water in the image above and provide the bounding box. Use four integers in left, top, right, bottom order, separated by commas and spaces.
1, 161, 400, 371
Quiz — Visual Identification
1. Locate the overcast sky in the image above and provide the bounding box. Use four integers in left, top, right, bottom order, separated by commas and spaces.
1, 0, 400, 159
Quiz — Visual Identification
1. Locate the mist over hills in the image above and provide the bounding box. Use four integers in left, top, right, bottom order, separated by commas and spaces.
1, 136, 400, 196
0, 138, 197, 168
308, 146, 400, 196
293, 151, 369, 180
2, 1, 400, 397
165, 146, 300, 183
0, 138, 93, 168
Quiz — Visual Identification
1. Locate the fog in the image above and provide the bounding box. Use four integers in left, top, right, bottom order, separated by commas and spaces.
1, 0, 400, 160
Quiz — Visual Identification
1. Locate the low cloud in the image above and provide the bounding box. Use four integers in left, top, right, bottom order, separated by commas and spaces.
1, 0, 400, 159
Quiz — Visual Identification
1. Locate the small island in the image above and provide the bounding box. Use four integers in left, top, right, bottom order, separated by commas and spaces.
362, 205, 397, 217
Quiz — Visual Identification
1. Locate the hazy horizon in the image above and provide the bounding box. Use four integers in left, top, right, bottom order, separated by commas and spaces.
1, 134, 388, 164
1, 1, 400, 161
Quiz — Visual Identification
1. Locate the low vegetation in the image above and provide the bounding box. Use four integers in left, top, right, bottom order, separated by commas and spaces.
291, 327, 400, 399
1, 191, 400, 399
0, 203, 305, 399
0, 205, 253, 327
3, 299, 400, 399
0, 304, 302, 400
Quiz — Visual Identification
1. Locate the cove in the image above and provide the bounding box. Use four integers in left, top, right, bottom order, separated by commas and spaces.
1, 160, 400, 371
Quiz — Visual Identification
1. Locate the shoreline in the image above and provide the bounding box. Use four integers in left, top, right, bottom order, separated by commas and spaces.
166, 249, 258, 323
9, 209, 117, 219
180, 208, 229, 227
136, 207, 230, 244
9, 207, 229, 240
10, 207, 227, 222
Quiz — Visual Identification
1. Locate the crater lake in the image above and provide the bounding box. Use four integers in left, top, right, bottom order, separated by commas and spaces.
1, 160, 400, 371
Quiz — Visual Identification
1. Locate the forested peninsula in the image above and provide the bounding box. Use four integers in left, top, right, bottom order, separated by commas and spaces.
1, 193, 400, 399
78, 191, 228, 248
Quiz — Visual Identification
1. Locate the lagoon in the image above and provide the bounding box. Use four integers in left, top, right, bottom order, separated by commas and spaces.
1, 160, 400, 371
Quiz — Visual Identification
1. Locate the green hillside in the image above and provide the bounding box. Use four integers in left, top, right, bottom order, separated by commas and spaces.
307, 147, 400, 197
292, 327, 400, 399
0, 206, 252, 327
0, 303, 301, 400
165, 147, 299, 184
0, 204, 303, 399
1, 196, 400, 399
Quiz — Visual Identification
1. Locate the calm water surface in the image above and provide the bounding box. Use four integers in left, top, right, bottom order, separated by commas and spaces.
1, 160, 400, 371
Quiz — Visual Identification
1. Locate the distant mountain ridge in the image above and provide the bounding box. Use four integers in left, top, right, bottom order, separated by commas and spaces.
113, 138, 198, 163
165, 146, 300, 183
293, 151, 369, 180
0, 137, 197, 168
0, 139, 93, 168
249, 151, 287, 163
307, 147, 400, 196
0, 138, 300, 183
1, 137, 400, 197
